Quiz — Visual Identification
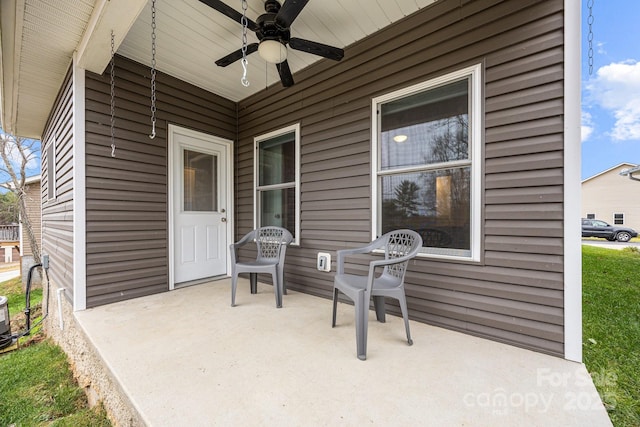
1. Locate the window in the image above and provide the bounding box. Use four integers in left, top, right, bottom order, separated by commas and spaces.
586, 213, 595, 219
372, 65, 482, 260
183, 149, 217, 212
254, 124, 300, 244
614, 213, 624, 225
46, 138, 56, 201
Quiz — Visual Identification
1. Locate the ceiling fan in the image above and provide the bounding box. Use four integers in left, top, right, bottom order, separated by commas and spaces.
199, 0, 345, 87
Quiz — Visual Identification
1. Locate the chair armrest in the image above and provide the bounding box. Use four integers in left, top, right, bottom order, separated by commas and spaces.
229, 230, 256, 264
335, 237, 386, 274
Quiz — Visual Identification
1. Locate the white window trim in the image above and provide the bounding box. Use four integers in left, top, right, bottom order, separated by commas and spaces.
371, 64, 482, 262
46, 137, 57, 201
253, 123, 301, 245
613, 213, 624, 224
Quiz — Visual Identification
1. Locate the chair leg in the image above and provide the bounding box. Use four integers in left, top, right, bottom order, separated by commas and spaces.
231, 273, 238, 307
250, 273, 257, 294
355, 290, 368, 361
278, 267, 285, 306
398, 291, 413, 346
373, 296, 386, 323
282, 271, 287, 295
331, 288, 339, 327
274, 269, 283, 308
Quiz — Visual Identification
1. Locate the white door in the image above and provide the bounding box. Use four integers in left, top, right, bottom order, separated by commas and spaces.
171, 127, 231, 285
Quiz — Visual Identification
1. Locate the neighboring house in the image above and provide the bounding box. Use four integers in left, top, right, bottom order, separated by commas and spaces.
0, 0, 582, 374
20, 176, 43, 286
582, 163, 640, 232
0, 175, 41, 279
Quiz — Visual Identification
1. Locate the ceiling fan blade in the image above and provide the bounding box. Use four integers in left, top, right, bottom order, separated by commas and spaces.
215, 43, 259, 67
289, 38, 344, 61
275, 0, 309, 28
198, 0, 258, 31
276, 60, 294, 87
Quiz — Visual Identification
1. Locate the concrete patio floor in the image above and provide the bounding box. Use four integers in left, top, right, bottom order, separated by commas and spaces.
75, 279, 612, 426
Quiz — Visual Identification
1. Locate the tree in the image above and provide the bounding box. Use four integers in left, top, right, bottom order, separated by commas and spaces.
0, 192, 19, 223
394, 180, 420, 217
0, 130, 41, 263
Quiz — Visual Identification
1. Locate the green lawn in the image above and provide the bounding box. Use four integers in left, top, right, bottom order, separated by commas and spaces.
0, 275, 111, 426
582, 245, 640, 426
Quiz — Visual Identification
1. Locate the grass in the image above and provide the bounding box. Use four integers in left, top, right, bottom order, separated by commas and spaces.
582, 245, 640, 426
0, 341, 111, 426
2, 275, 43, 341
1, 272, 111, 426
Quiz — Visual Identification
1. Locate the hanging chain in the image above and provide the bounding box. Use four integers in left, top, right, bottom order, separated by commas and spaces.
240, 0, 250, 87
149, 0, 157, 139
587, 0, 594, 75
110, 31, 116, 157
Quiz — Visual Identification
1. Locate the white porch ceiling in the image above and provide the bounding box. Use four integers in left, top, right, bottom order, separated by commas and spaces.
0, 0, 436, 139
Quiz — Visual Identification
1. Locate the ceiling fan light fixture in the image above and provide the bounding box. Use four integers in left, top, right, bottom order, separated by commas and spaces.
393, 134, 408, 143
258, 39, 288, 63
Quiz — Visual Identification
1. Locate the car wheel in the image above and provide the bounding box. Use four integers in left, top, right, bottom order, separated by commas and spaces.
616, 232, 632, 242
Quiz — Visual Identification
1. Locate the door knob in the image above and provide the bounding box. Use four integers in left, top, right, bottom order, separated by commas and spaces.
220, 208, 226, 213
221, 218, 227, 222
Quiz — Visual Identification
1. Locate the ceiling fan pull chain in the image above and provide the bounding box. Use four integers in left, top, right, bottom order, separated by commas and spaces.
240, 0, 250, 87
149, 0, 157, 139
110, 30, 116, 158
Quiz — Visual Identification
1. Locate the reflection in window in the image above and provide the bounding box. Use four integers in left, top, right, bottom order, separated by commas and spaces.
374, 65, 481, 259
184, 149, 217, 211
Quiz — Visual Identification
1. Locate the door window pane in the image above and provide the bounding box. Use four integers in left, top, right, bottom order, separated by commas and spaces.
184, 149, 217, 212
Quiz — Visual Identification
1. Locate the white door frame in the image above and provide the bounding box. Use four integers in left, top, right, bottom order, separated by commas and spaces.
168, 124, 234, 290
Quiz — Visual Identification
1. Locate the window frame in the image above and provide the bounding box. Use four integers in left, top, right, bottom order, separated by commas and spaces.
613, 213, 624, 225
371, 64, 482, 261
46, 137, 57, 201
253, 123, 301, 245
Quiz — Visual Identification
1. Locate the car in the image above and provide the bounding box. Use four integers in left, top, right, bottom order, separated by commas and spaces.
581, 218, 638, 242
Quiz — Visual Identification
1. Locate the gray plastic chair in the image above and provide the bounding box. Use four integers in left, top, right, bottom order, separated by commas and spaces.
230, 226, 293, 308
332, 229, 423, 360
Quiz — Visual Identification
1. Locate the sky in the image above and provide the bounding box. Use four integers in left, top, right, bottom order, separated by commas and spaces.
581, 0, 640, 179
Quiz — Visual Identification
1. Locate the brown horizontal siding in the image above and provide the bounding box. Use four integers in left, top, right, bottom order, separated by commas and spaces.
237, 0, 566, 356
22, 181, 42, 257
41, 66, 75, 297
84, 55, 236, 308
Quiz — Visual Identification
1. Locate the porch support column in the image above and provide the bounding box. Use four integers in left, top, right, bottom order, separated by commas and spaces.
563, 0, 582, 363
72, 52, 87, 311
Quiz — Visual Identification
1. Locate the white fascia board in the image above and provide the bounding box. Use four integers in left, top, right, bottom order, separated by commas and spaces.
563, 0, 582, 363
582, 162, 637, 183
0, 0, 25, 135
76, 0, 148, 74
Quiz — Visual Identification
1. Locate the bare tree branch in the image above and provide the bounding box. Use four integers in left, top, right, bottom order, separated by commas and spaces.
0, 131, 41, 263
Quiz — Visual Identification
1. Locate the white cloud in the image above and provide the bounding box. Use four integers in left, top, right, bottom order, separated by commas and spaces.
581, 111, 594, 142
585, 60, 640, 141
